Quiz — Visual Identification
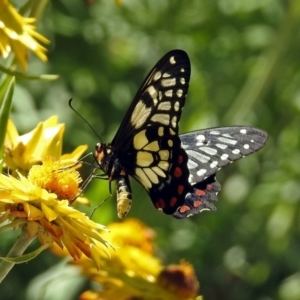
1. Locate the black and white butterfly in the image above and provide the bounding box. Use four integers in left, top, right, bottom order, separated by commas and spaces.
94, 50, 267, 219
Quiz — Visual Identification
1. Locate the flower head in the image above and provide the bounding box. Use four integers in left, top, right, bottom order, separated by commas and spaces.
158, 261, 200, 299
0, 0, 49, 71
66, 219, 202, 300
3, 116, 87, 176
0, 157, 112, 268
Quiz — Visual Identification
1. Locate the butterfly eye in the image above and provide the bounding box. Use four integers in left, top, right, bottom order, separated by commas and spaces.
95, 143, 102, 152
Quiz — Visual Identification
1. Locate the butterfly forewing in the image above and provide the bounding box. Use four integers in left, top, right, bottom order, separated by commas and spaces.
111, 50, 191, 149
107, 50, 192, 214
180, 127, 268, 185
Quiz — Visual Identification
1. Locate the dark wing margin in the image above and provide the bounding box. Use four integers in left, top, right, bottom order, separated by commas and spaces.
180, 126, 268, 185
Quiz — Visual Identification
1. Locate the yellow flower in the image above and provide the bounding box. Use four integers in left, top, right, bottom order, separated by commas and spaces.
158, 261, 200, 300
3, 116, 87, 176
64, 219, 202, 300
0, 157, 112, 268
0, 0, 49, 71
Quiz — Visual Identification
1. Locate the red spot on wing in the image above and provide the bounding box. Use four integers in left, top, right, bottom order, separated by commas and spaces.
177, 155, 184, 164
193, 200, 204, 208
170, 197, 178, 207
156, 198, 166, 209
206, 184, 212, 191
179, 205, 190, 213
177, 185, 184, 195
174, 167, 182, 177
195, 189, 205, 196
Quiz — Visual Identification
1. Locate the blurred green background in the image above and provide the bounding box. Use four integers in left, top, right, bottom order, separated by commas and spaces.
1, 0, 300, 299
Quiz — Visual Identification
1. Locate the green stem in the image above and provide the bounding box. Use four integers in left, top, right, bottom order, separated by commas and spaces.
0, 77, 15, 173
0, 227, 36, 284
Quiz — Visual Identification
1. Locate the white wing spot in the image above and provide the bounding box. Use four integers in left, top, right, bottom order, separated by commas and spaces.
244, 144, 250, 149
218, 137, 237, 145
165, 89, 173, 98
171, 116, 177, 128
158, 101, 172, 111
240, 129, 247, 134
221, 153, 229, 160
168, 139, 173, 147
210, 161, 218, 168
176, 89, 183, 97
153, 71, 161, 81
197, 169, 207, 176
174, 101, 180, 111
181, 143, 188, 149
169, 128, 176, 135
162, 72, 171, 78
216, 143, 228, 149
158, 127, 164, 136
131, 101, 152, 129
201, 147, 218, 155
187, 159, 198, 169
158, 91, 163, 100
188, 174, 195, 185
251, 139, 254, 143
196, 134, 206, 142
180, 77, 186, 84
210, 130, 220, 135
180, 68, 185, 72
169, 56, 176, 64
161, 78, 176, 87
151, 114, 170, 125
147, 85, 158, 100
186, 150, 210, 163
232, 149, 240, 154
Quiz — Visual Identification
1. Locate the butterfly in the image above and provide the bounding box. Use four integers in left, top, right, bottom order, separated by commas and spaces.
94, 50, 268, 219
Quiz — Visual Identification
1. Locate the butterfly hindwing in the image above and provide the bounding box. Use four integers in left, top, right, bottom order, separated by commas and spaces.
180, 127, 268, 185
172, 174, 221, 219
170, 127, 268, 218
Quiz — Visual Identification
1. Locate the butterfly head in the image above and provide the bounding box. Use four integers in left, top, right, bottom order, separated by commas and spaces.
94, 142, 112, 172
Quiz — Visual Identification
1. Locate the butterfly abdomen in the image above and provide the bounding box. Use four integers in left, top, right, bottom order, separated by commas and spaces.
116, 175, 132, 218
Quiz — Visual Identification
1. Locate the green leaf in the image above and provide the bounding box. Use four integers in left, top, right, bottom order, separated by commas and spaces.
0, 64, 59, 81
0, 243, 51, 264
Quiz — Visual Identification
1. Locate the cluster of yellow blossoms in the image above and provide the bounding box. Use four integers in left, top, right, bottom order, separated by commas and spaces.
0, 2, 202, 298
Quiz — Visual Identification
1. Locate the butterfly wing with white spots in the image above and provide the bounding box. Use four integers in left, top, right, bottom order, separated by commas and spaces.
170, 127, 267, 218
180, 127, 268, 184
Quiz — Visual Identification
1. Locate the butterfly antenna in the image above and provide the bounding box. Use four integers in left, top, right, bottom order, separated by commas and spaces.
69, 99, 102, 143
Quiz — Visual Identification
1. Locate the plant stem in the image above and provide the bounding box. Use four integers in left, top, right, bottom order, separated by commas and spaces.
0, 227, 36, 283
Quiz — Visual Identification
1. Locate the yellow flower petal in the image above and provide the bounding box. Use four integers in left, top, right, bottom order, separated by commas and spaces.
23, 203, 44, 220
0, 0, 49, 71
4, 116, 87, 175
41, 202, 59, 221
0, 157, 112, 267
